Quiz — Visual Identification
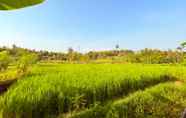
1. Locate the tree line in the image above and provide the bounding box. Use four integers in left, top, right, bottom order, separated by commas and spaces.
0, 43, 186, 65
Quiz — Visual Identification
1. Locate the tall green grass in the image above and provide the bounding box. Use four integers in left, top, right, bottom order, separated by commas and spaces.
0, 64, 183, 117
70, 82, 186, 118
109, 82, 186, 118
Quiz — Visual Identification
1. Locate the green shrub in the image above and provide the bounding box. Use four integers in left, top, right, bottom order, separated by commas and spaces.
16, 53, 38, 74
0, 51, 11, 71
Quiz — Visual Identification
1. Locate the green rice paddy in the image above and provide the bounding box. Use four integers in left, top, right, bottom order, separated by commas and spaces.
1, 63, 186, 118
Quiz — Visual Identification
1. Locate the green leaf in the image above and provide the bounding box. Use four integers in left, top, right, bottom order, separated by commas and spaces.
0, 0, 44, 10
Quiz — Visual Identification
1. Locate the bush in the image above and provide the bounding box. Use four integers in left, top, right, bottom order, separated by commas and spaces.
0, 51, 11, 71
17, 53, 38, 73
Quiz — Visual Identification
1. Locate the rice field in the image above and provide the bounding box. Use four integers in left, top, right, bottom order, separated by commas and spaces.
70, 82, 186, 118
0, 63, 186, 118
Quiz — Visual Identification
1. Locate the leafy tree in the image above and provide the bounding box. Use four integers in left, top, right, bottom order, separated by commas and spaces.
0, 51, 11, 71
0, 0, 44, 10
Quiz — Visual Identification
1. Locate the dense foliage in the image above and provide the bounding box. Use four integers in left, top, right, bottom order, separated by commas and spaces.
0, 46, 185, 64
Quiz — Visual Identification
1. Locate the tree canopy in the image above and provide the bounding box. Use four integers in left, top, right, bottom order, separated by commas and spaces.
0, 0, 44, 10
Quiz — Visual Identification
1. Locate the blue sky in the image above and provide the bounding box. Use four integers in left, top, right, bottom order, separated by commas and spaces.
0, 0, 186, 52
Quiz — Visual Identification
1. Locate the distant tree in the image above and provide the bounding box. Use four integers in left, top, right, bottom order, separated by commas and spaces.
67, 47, 74, 62
115, 44, 120, 50
87, 51, 99, 60
68, 47, 74, 54
12, 44, 17, 49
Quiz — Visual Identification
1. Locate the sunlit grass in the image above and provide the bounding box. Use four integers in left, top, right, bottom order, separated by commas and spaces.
0, 63, 186, 117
